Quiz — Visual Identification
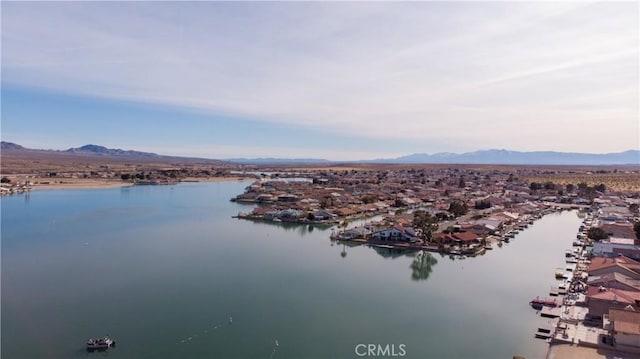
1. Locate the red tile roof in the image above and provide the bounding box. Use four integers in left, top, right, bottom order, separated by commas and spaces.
453, 232, 479, 242
588, 256, 640, 273
587, 286, 640, 304
609, 308, 640, 335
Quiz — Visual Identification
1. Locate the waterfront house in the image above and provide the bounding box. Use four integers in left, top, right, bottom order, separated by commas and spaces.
278, 209, 302, 220
600, 223, 638, 241
250, 207, 276, 217
334, 207, 358, 218
599, 205, 634, 219
311, 210, 334, 221
461, 223, 493, 236
256, 193, 277, 203
586, 286, 640, 318
452, 231, 481, 245
587, 272, 640, 292
605, 308, 640, 349
588, 257, 640, 280
277, 193, 298, 203
434, 231, 481, 246
465, 219, 502, 235
592, 242, 640, 261
489, 212, 518, 224
371, 225, 419, 242
338, 227, 371, 240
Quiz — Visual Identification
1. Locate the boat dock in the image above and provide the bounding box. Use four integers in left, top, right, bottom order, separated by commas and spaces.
549, 286, 567, 296
535, 325, 553, 339
530, 212, 616, 350
541, 306, 562, 318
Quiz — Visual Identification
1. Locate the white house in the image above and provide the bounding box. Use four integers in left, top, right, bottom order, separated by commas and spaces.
371, 225, 419, 242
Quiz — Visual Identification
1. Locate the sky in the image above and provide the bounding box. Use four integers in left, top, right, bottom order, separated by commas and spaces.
1, 1, 638, 160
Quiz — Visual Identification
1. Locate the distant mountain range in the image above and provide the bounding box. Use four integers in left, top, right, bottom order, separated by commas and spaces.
1, 142, 638, 165
381, 149, 640, 165
0, 142, 223, 165
64, 144, 161, 158
230, 149, 639, 165
0, 142, 24, 150
1, 142, 162, 158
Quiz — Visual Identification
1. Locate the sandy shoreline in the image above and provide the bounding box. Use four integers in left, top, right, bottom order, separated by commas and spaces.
21, 176, 253, 191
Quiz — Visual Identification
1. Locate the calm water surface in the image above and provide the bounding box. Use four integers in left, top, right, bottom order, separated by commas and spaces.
2, 182, 583, 358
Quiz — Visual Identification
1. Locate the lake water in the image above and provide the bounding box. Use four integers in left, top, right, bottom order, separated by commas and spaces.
1, 181, 583, 359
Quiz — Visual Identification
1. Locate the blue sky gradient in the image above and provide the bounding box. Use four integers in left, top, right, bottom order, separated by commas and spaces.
2, 1, 638, 160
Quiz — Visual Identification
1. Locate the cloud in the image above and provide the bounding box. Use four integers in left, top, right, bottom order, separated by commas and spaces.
2, 1, 638, 153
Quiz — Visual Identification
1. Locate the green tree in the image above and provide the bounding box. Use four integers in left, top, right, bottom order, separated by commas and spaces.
413, 210, 438, 242
361, 195, 377, 204
1, 177, 11, 184
587, 227, 609, 241
475, 200, 492, 210
583, 187, 597, 201
634, 221, 640, 240
630, 203, 639, 215
529, 182, 542, 191
448, 201, 468, 217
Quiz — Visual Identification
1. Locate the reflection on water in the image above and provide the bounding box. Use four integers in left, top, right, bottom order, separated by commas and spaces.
251, 220, 332, 236
410, 251, 438, 281
370, 246, 414, 259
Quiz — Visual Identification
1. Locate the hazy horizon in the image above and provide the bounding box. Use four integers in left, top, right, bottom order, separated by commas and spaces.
2, 140, 639, 164
2, 2, 638, 160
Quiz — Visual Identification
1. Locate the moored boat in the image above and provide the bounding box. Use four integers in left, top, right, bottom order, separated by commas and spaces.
529, 297, 560, 310
554, 268, 564, 279
86, 336, 115, 351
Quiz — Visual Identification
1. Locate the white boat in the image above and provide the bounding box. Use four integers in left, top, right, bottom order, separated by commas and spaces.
86, 336, 115, 351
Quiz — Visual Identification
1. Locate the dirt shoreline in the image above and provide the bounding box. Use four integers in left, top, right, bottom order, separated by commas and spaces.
546, 343, 636, 359
23, 176, 253, 191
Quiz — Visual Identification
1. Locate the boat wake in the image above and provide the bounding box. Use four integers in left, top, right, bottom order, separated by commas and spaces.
176, 317, 233, 345
269, 339, 279, 359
